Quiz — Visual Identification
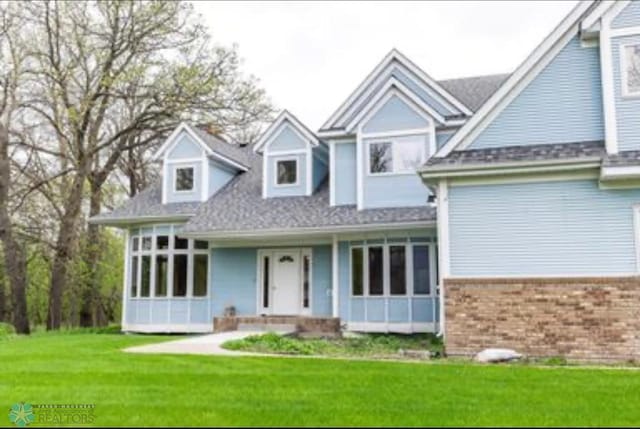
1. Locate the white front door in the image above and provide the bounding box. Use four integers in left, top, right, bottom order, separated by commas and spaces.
272, 250, 301, 315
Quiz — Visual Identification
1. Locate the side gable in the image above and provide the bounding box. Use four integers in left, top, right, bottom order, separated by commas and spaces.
436, 1, 598, 157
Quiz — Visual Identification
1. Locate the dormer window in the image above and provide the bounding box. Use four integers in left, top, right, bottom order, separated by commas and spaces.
367, 135, 427, 175
622, 44, 640, 97
275, 158, 298, 186
175, 166, 194, 192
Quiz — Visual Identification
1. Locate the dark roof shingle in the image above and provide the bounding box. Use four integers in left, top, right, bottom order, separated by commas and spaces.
438, 73, 510, 112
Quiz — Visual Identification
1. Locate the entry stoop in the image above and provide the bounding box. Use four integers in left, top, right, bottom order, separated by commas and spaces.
213, 315, 341, 335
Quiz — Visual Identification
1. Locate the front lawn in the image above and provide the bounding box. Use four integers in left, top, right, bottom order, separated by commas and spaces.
1, 332, 640, 427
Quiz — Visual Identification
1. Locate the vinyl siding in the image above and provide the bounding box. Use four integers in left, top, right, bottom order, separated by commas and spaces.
436, 130, 457, 149
211, 247, 258, 317
167, 133, 203, 159
311, 245, 332, 316
611, 0, 640, 29
469, 36, 604, 149
267, 123, 308, 151
312, 151, 328, 191
165, 161, 202, 203
448, 178, 640, 276
208, 159, 237, 198
611, 34, 640, 152
362, 93, 430, 134
333, 142, 357, 205
264, 152, 308, 197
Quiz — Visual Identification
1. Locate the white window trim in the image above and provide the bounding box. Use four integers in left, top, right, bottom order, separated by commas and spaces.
172, 164, 196, 193
365, 135, 429, 177
129, 224, 209, 300
620, 41, 640, 99
256, 248, 313, 316
349, 241, 437, 299
273, 156, 300, 187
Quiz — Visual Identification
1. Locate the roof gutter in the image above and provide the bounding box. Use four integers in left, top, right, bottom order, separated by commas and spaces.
88, 214, 195, 227
178, 220, 436, 240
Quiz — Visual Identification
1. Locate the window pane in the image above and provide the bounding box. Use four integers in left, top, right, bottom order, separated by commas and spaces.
155, 255, 168, 297
394, 137, 424, 172
626, 44, 640, 94
132, 237, 139, 251
156, 235, 169, 250
276, 160, 297, 184
390, 246, 406, 295
413, 245, 430, 295
130, 256, 138, 297
303, 255, 310, 308
263, 256, 270, 308
193, 254, 208, 297
174, 237, 188, 249
368, 247, 384, 296
140, 255, 151, 297
173, 254, 188, 297
194, 240, 208, 250
175, 167, 194, 191
369, 142, 392, 173
351, 248, 363, 296
142, 237, 152, 251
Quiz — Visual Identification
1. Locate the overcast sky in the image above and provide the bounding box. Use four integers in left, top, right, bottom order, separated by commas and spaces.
193, 0, 578, 130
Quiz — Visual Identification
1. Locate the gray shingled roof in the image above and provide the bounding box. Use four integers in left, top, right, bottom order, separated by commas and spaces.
438, 74, 511, 112
181, 150, 435, 235
603, 150, 640, 167
189, 125, 252, 169
90, 181, 200, 224
423, 141, 605, 171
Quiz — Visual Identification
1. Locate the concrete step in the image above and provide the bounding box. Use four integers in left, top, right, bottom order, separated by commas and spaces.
237, 323, 297, 333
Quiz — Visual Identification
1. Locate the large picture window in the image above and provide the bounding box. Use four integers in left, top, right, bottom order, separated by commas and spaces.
623, 44, 640, 97
129, 226, 209, 299
368, 135, 427, 175
350, 242, 437, 297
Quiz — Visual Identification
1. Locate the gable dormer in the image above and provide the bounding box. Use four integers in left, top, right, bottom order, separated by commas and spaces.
153, 123, 248, 204
320, 49, 471, 209
254, 111, 328, 198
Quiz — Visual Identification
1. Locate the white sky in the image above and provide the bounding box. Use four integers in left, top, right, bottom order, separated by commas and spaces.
193, 0, 578, 130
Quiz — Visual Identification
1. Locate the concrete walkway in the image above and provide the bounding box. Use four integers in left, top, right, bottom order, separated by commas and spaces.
124, 331, 276, 356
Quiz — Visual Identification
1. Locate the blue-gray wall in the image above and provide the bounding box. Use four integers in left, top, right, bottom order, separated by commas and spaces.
267, 123, 308, 151
612, 0, 640, 28
264, 153, 308, 197
333, 142, 357, 205
165, 162, 203, 203
469, 36, 604, 149
448, 178, 640, 276
362, 94, 430, 134
611, 34, 640, 152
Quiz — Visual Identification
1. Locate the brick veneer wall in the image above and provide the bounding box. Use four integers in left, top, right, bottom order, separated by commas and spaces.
445, 277, 640, 361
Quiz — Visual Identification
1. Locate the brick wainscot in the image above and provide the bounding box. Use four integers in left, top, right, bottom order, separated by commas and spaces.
445, 277, 640, 362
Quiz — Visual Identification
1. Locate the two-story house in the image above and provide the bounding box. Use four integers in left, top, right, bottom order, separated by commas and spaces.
91, 48, 505, 335
93, 0, 640, 361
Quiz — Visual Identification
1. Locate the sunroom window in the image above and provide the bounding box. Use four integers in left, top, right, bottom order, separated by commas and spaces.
623, 44, 640, 96
129, 226, 209, 299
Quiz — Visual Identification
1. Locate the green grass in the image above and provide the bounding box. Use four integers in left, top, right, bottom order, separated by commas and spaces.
222, 332, 443, 358
1, 332, 640, 427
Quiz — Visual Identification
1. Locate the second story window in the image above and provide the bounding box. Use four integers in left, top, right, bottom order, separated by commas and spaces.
623, 44, 640, 97
368, 135, 426, 175
175, 167, 194, 192
276, 159, 298, 185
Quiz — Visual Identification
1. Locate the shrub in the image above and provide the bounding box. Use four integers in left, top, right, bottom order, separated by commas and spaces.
0, 322, 16, 339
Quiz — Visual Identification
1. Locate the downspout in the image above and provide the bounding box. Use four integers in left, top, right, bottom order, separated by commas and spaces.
332, 234, 339, 318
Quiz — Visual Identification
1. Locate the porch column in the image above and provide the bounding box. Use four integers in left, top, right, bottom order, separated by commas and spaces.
332, 234, 339, 318
121, 229, 130, 330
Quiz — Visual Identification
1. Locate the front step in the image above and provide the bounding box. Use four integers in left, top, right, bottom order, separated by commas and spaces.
237, 323, 297, 333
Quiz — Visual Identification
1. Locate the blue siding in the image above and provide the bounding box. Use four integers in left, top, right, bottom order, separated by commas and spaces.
165, 162, 202, 203
470, 36, 604, 149
312, 153, 328, 191
448, 178, 640, 276
436, 130, 457, 149
311, 245, 332, 316
211, 248, 257, 316
612, 1, 640, 28
362, 94, 430, 134
265, 153, 308, 197
168, 133, 203, 159
362, 135, 431, 208
209, 160, 237, 198
268, 123, 308, 151
334, 142, 357, 205
612, 34, 640, 152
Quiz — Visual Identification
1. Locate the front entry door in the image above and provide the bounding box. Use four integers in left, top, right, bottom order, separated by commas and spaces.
272, 250, 301, 315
